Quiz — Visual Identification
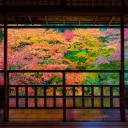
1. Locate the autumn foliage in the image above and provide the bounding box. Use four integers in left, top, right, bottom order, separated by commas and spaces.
0, 28, 128, 95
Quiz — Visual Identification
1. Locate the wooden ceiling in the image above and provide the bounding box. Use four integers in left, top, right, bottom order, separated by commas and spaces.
0, 15, 122, 25
0, 0, 125, 6
0, 0, 128, 25
1, 15, 128, 25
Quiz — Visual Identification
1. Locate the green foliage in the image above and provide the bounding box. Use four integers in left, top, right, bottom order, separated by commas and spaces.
84, 76, 100, 85
37, 87, 44, 95
9, 65, 16, 70
51, 76, 62, 84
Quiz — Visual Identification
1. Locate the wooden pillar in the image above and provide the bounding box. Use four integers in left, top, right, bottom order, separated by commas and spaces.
3, 0, 6, 6
63, 72, 66, 121
120, 8, 126, 121
4, 12, 8, 122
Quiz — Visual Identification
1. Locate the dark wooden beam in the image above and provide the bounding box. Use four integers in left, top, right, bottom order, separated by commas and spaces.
63, 72, 66, 122
7, 26, 121, 28
4, 12, 8, 122
120, 10, 126, 122
6, 11, 120, 17
0, 6, 123, 13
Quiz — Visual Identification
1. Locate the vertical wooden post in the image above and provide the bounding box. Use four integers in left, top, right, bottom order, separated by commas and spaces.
3, 0, 6, 6
123, 0, 125, 6
63, 72, 66, 121
4, 12, 8, 122
120, 8, 126, 121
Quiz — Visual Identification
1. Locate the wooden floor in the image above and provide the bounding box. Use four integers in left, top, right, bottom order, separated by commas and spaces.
0, 122, 128, 128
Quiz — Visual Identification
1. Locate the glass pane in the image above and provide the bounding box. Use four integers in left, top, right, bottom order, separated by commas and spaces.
103, 87, 110, 96
46, 87, 54, 96
42, 73, 62, 85
103, 98, 110, 107
9, 98, 16, 107
8, 28, 120, 70
37, 87, 44, 96
0, 28, 4, 70
125, 28, 128, 69
28, 98, 35, 107
18, 98, 25, 107
75, 87, 82, 96
37, 98, 44, 107
56, 98, 63, 107
9, 72, 62, 85
28, 87, 35, 96
113, 87, 120, 96
125, 73, 128, 85
94, 87, 101, 96
18, 87, 25, 96
66, 98, 73, 107
66, 87, 73, 96
84, 98, 92, 107
66, 72, 119, 85
94, 98, 101, 107
46, 98, 54, 107
75, 98, 82, 107
9, 87, 16, 96
56, 87, 63, 96
84, 87, 91, 96
113, 98, 120, 107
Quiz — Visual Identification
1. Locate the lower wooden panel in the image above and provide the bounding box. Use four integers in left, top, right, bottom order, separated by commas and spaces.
9, 109, 63, 121
8, 109, 120, 122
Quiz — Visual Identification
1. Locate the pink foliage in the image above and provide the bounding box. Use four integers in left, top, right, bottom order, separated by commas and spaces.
109, 44, 120, 61
101, 29, 121, 62
101, 29, 120, 44
28, 87, 34, 95
62, 30, 74, 41
43, 64, 67, 70
125, 29, 128, 39
125, 41, 128, 46
91, 56, 109, 65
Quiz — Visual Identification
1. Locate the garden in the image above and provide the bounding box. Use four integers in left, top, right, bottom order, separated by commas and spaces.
0, 27, 128, 121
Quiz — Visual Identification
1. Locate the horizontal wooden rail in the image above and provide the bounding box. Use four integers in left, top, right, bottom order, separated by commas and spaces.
7, 70, 121, 72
